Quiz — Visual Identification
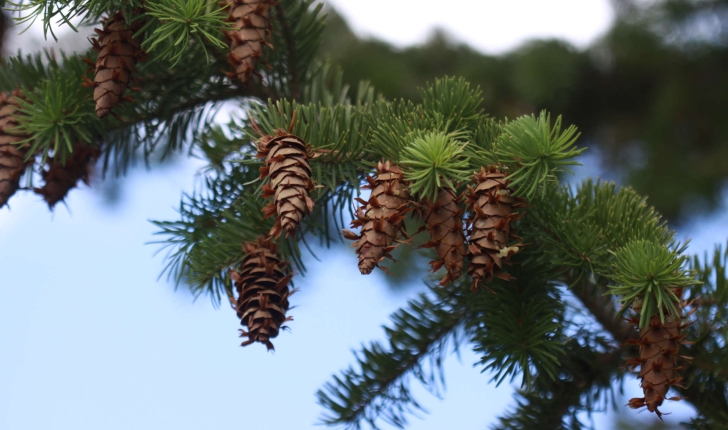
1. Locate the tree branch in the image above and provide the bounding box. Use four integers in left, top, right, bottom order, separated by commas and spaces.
571, 277, 636, 344
317, 288, 467, 428
274, 4, 301, 101
568, 274, 728, 423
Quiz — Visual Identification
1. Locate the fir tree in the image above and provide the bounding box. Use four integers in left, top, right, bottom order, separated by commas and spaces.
2, 1, 727, 428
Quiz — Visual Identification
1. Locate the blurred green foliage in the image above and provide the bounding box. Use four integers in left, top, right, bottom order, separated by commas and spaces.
319, 0, 728, 223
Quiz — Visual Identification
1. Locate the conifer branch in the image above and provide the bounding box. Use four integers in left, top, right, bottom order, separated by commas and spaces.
274, 3, 300, 100
571, 278, 636, 344
493, 341, 624, 430
317, 284, 468, 429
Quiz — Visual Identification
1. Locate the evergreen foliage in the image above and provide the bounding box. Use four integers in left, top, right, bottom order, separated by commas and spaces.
317, 3, 728, 222
2, 1, 727, 428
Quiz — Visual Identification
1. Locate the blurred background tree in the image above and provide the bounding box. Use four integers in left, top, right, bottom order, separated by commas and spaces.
319, 0, 728, 224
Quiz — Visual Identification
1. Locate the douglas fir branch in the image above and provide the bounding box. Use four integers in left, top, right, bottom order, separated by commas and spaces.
2, 0, 727, 428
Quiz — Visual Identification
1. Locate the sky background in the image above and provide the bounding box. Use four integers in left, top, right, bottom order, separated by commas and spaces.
2, 1, 727, 429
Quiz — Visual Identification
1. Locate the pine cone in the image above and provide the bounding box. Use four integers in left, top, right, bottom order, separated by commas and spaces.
343, 161, 412, 275
85, 10, 144, 118
34, 146, 100, 209
465, 166, 524, 291
229, 237, 294, 350
417, 187, 467, 286
625, 292, 692, 418
257, 132, 314, 238
0, 90, 31, 209
225, 0, 275, 83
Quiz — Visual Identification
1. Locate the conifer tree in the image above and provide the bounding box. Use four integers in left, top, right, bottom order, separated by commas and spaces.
2, 1, 727, 428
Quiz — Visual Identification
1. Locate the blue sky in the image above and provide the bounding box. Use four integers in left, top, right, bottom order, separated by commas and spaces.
3, 1, 728, 429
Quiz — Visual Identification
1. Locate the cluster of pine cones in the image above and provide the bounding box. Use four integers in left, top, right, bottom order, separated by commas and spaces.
1, 0, 291, 350
1, 1, 275, 210
343, 162, 524, 290
228, 131, 313, 351
230, 125, 527, 350
2, 3, 694, 420
0, 90, 99, 209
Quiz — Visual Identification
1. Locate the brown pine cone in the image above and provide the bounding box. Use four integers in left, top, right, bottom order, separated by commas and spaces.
465, 166, 524, 291
417, 187, 467, 286
229, 237, 294, 350
0, 90, 31, 209
85, 10, 145, 118
625, 292, 693, 418
225, 0, 275, 83
343, 160, 412, 275
257, 132, 314, 238
34, 146, 100, 209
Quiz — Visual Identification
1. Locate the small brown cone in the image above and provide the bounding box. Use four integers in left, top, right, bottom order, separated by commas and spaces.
85, 10, 144, 118
342, 160, 412, 275
225, 0, 275, 83
229, 237, 294, 350
465, 166, 524, 291
625, 291, 692, 418
257, 132, 314, 238
417, 187, 467, 286
0, 90, 31, 209
34, 146, 100, 209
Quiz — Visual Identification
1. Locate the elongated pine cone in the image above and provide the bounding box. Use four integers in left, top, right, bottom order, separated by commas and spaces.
0, 90, 31, 209
85, 10, 144, 118
343, 161, 412, 275
229, 237, 294, 350
418, 187, 467, 286
257, 132, 314, 238
225, 0, 275, 83
34, 146, 100, 209
625, 291, 693, 418
465, 166, 524, 291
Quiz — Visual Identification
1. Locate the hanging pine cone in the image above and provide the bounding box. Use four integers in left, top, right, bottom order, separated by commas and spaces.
34, 145, 100, 209
229, 237, 294, 350
0, 90, 31, 209
257, 131, 314, 238
225, 0, 275, 83
342, 161, 412, 275
417, 187, 467, 286
465, 166, 525, 291
84, 10, 144, 118
625, 291, 693, 418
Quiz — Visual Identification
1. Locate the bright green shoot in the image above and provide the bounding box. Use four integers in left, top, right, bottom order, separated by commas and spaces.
400, 131, 470, 202
142, 0, 231, 66
495, 110, 584, 200
610, 239, 695, 329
